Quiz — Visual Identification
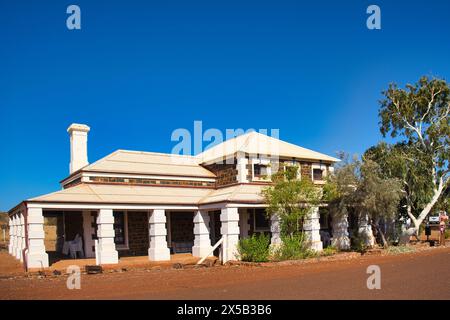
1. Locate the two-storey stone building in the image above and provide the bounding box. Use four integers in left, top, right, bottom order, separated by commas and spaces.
7, 124, 347, 269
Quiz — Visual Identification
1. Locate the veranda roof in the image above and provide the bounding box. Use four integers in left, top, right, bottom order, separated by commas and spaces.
28, 183, 266, 206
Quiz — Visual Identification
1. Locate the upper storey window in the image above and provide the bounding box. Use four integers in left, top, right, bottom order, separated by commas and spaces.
253, 164, 268, 178
311, 163, 327, 183
313, 168, 324, 181
250, 157, 271, 182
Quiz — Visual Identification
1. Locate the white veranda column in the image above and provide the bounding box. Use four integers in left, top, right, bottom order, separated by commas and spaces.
358, 214, 375, 247
26, 208, 49, 268
303, 207, 323, 252
13, 215, 19, 258
96, 209, 119, 264
331, 213, 350, 250
220, 207, 240, 263
16, 213, 25, 261
192, 210, 213, 258
8, 216, 14, 255
15, 214, 21, 259
20, 213, 27, 262
148, 209, 170, 261
270, 214, 282, 247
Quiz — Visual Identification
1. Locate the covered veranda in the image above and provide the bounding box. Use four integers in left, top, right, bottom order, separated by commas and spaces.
7, 183, 288, 270
7, 183, 344, 270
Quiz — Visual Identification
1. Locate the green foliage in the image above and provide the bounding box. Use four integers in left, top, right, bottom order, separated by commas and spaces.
262, 166, 321, 236
323, 153, 403, 247
271, 234, 316, 261
321, 246, 338, 256
358, 160, 403, 224
237, 233, 271, 262
364, 142, 434, 220
323, 153, 361, 228
378, 76, 450, 227
379, 77, 449, 173
351, 234, 369, 253
323, 152, 360, 203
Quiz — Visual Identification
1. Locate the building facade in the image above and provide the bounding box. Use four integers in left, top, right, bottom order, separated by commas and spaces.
7, 124, 348, 269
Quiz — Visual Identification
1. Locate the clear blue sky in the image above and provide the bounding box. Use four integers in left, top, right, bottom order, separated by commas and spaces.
1, 0, 449, 211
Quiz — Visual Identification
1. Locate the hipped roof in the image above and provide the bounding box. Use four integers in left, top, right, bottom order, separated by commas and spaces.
83, 150, 216, 178
197, 131, 340, 164
28, 183, 265, 205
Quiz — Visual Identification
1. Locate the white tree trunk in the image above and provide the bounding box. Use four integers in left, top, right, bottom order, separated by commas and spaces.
404, 177, 446, 239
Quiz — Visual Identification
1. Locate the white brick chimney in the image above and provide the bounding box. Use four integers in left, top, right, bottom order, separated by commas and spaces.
67, 123, 90, 174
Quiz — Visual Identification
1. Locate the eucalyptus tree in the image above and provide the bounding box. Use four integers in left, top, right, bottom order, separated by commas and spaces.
378, 76, 450, 235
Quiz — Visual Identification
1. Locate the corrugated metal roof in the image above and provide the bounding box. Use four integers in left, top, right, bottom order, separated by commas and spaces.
69, 132, 337, 179
199, 184, 265, 204
84, 150, 216, 178
28, 183, 266, 205
197, 131, 340, 164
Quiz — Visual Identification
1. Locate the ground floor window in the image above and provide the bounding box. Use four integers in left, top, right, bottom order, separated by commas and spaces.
253, 208, 270, 233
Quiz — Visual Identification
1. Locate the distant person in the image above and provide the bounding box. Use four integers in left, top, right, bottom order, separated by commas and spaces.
439, 211, 448, 246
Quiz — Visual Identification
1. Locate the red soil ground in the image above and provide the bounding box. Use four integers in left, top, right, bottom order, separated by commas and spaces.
0, 245, 449, 300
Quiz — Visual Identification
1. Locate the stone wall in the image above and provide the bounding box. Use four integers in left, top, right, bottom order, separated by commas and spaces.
121, 211, 149, 256
170, 212, 194, 243
204, 162, 238, 187
300, 162, 312, 180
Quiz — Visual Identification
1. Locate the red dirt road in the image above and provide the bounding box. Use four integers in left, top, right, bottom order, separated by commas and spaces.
1, 247, 449, 300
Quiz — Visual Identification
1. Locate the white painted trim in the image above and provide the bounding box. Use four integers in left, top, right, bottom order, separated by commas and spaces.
249, 156, 271, 182
198, 203, 226, 210
60, 173, 83, 187
224, 203, 268, 208
28, 201, 268, 212
28, 203, 199, 210
236, 152, 249, 183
